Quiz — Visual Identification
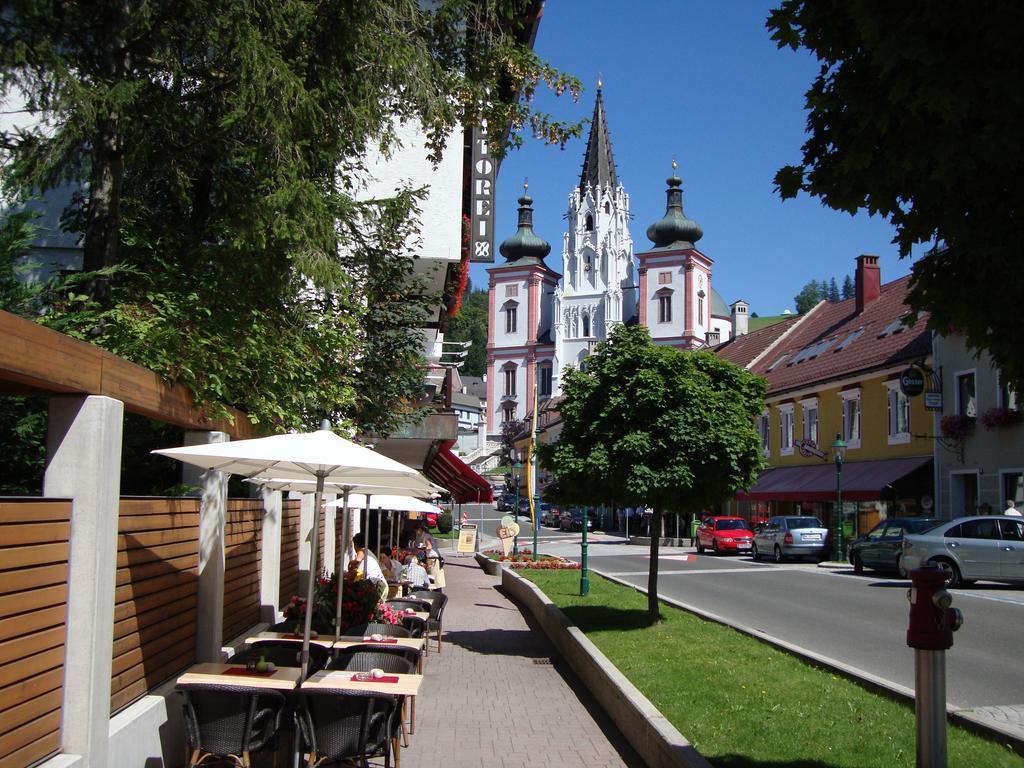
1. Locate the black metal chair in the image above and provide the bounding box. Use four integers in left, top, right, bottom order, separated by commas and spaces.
345, 622, 411, 638
227, 641, 330, 675
178, 683, 286, 768
269, 617, 336, 636
298, 689, 400, 768
328, 651, 416, 675
409, 591, 447, 653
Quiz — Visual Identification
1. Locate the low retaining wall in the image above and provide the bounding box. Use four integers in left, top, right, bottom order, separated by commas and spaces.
500, 568, 712, 768
474, 552, 504, 576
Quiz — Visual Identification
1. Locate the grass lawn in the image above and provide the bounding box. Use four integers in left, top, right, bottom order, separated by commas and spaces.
523, 570, 1022, 768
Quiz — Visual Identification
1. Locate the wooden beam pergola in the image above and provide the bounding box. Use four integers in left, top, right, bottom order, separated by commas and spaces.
0, 310, 255, 439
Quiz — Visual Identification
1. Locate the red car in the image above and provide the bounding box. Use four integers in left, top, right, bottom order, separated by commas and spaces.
696, 516, 754, 555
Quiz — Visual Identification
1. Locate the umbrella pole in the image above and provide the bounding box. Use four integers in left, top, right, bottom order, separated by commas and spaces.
301, 473, 325, 680
376, 505, 382, 557
335, 488, 351, 643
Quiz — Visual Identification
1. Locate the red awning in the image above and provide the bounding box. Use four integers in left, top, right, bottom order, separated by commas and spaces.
736, 456, 933, 503
425, 442, 493, 504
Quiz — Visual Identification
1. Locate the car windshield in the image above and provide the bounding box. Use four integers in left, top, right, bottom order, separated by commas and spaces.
716, 519, 748, 531
786, 517, 823, 529
903, 519, 940, 534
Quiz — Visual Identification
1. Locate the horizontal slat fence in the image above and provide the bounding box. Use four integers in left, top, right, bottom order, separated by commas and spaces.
111, 498, 200, 713
279, 499, 302, 606
221, 499, 264, 643
0, 499, 71, 768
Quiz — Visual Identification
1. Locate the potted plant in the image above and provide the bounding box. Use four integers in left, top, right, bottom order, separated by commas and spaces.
940, 414, 975, 441
980, 407, 1023, 430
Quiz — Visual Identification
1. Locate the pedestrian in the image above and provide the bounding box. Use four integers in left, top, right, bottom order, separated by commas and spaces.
1005, 499, 1023, 517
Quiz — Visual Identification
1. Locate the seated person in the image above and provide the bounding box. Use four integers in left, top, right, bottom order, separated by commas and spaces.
381, 551, 404, 581
352, 533, 387, 601
401, 553, 430, 589
422, 538, 446, 590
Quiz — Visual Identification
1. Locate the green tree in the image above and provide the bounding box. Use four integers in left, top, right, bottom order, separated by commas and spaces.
768, 1, 1024, 392
827, 277, 840, 302
841, 274, 854, 300
0, 0, 582, 433
541, 325, 766, 624
793, 280, 822, 314
446, 283, 488, 377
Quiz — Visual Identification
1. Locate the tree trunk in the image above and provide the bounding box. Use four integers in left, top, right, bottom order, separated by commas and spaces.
646, 507, 662, 624
82, 0, 130, 302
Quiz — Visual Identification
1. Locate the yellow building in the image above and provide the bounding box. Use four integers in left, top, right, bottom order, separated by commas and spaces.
716, 257, 936, 538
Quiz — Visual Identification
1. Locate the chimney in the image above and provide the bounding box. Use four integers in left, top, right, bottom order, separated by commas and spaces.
730, 299, 749, 337
855, 255, 881, 313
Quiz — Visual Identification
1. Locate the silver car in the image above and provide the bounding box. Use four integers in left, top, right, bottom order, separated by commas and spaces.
901, 515, 1024, 587
753, 516, 830, 562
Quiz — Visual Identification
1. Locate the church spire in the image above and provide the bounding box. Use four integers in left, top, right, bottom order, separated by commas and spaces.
578, 79, 619, 194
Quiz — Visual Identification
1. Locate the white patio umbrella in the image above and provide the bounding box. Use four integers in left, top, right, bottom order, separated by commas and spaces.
246, 476, 443, 640
153, 424, 420, 677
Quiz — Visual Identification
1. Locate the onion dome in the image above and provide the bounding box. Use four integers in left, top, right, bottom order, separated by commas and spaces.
499, 181, 551, 263
645, 161, 703, 249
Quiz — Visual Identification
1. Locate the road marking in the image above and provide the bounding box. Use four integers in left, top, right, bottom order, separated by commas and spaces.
600, 566, 808, 577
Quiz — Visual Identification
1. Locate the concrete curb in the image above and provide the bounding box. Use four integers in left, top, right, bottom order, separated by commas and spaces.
474, 552, 505, 576
499, 567, 713, 768
593, 568, 1024, 756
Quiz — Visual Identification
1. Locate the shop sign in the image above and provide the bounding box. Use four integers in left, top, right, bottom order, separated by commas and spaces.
924, 392, 943, 410
469, 124, 496, 263
900, 367, 926, 397
795, 439, 827, 460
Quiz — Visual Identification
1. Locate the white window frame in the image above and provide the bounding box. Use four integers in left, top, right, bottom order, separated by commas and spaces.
885, 380, 912, 445
503, 300, 519, 335
1000, 468, 1024, 509
997, 369, 1019, 411
539, 364, 553, 397
502, 366, 517, 398
779, 404, 795, 456
799, 396, 819, 446
839, 388, 862, 450
657, 292, 672, 323
954, 368, 977, 418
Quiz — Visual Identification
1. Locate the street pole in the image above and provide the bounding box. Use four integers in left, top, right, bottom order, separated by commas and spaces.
580, 506, 590, 596
832, 433, 847, 562
512, 460, 521, 556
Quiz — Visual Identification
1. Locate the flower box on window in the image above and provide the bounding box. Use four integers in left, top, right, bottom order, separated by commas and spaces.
940, 414, 975, 441
980, 407, 1023, 430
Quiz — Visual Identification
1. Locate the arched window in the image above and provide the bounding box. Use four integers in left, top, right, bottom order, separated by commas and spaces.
538, 364, 553, 397
582, 313, 590, 337
656, 288, 673, 323
604, 202, 610, 214
501, 300, 518, 334
585, 213, 593, 231
502, 363, 517, 397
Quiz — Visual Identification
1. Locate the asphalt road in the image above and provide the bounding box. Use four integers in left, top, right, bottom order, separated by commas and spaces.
524, 528, 1024, 710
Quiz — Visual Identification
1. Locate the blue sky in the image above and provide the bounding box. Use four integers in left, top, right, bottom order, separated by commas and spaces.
470, 0, 916, 316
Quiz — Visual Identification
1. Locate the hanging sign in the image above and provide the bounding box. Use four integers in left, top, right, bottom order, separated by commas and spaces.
900, 367, 926, 397
469, 124, 496, 263
924, 392, 943, 411
794, 439, 827, 460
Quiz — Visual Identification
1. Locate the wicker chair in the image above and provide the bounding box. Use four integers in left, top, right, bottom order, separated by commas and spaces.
345, 622, 411, 638
298, 689, 400, 768
328, 651, 416, 675
178, 683, 286, 768
269, 617, 335, 636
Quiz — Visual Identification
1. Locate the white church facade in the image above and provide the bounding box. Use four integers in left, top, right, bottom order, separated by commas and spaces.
485, 87, 749, 432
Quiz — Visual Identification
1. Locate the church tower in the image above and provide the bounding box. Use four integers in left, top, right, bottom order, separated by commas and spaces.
553, 83, 635, 386
485, 185, 559, 433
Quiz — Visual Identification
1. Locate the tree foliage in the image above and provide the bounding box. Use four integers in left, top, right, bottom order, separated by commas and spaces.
445, 283, 488, 377
540, 325, 766, 623
0, 0, 582, 433
768, 1, 1024, 392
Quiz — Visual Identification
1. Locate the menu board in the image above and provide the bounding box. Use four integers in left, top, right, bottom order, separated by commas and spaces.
457, 524, 477, 553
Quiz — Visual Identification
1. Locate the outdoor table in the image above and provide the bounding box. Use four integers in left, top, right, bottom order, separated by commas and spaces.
245, 631, 335, 649
302, 669, 423, 697
176, 662, 302, 691
388, 579, 415, 597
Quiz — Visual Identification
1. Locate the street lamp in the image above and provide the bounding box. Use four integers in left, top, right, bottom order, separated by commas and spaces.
580, 506, 590, 596
832, 433, 847, 561
512, 460, 523, 556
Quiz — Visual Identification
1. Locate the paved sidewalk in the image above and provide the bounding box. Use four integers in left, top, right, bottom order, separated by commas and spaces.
401, 555, 642, 767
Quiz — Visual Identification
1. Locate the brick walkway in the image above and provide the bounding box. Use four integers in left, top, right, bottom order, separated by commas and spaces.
400, 556, 642, 767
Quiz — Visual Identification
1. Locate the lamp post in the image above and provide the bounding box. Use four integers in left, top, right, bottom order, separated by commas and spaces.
580, 506, 590, 596
832, 433, 847, 561
512, 460, 523, 556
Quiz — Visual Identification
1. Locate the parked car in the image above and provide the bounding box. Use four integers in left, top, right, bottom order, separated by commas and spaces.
424, 511, 438, 528
752, 516, 829, 562
498, 492, 516, 512
540, 504, 560, 527
696, 516, 754, 555
560, 508, 594, 532
847, 517, 942, 575
901, 515, 1024, 587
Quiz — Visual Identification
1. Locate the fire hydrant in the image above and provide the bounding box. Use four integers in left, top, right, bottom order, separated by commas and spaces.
907, 566, 964, 768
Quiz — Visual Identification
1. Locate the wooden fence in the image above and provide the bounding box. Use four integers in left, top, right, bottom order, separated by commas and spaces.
279, 499, 302, 607
221, 499, 263, 643
110, 498, 200, 713
0, 499, 72, 768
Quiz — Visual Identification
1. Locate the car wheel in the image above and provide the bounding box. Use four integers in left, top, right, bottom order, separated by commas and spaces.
773, 545, 783, 563
752, 543, 760, 561
851, 552, 863, 574
896, 554, 906, 578
712, 539, 720, 555
696, 541, 705, 554
932, 558, 963, 588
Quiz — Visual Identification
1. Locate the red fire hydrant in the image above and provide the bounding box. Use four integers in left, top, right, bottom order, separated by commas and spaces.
907, 566, 964, 768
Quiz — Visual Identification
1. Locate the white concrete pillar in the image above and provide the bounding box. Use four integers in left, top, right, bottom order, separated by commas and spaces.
259, 488, 282, 624
322, 493, 337, 580
297, 492, 315, 596
186, 430, 229, 662
44, 395, 124, 768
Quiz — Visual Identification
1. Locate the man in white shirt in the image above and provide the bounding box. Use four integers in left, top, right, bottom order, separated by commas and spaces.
402, 554, 430, 589
1005, 500, 1023, 516
352, 533, 385, 583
